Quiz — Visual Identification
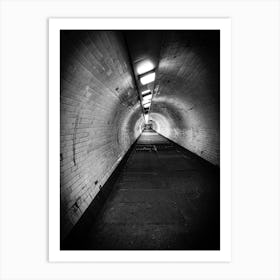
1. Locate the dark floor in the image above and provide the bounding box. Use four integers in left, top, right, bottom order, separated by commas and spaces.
62, 129, 220, 250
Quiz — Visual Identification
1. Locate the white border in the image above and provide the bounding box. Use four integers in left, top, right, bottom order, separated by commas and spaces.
49, 18, 231, 262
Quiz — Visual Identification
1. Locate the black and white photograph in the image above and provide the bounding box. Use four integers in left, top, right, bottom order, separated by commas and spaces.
59, 28, 221, 251
1, 1, 280, 279
48, 18, 231, 262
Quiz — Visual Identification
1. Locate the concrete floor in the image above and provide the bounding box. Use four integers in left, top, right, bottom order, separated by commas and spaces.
63, 130, 220, 250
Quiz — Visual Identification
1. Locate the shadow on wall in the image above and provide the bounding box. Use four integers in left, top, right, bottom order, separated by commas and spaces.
60, 30, 144, 240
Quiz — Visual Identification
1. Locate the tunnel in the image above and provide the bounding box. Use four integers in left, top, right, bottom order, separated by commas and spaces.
60, 30, 220, 250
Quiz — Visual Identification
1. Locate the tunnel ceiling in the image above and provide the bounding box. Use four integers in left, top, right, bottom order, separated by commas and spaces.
125, 30, 220, 165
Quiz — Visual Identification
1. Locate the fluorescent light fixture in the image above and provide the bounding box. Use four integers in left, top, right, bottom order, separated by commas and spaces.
137, 61, 154, 75
144, 114, 149, 124
142, 101, 151, 106
143, 100, 151, 105
140, 72, 155, 85
141, 89, 151, 95
143, 94, 152, 103
143, 101, 151, 107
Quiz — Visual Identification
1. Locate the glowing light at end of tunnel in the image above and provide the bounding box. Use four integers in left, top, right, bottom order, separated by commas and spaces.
144, 114, 149, 124
137, 61, 154, 75
140, 72, 155, 85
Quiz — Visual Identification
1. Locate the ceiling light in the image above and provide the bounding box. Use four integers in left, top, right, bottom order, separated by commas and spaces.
143, 99, 151, 105
143, 93, 152, 99
141, 89, 151, 96
143, 94, 152, 102
142, 97, 151, 104
137, 61, 154, 75
140, 72, 155, 85
144, 114, 149, 124
143, 100, 151, 106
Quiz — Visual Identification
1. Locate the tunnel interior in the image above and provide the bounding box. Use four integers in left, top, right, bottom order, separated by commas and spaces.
60, 30, 220, 249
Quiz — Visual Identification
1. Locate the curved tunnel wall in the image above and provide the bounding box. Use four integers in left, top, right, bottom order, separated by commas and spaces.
60, 30, 220, 240
60, 31, 144, 239
150, 31, 220, 166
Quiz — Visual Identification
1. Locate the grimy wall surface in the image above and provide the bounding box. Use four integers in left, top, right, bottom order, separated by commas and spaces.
60, 31, 144, 239
149, 31, 220, 165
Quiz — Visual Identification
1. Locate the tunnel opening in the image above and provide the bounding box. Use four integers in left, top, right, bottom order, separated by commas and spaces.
60, 29, 220, 250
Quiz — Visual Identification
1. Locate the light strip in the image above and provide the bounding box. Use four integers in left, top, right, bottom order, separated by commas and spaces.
142, 94, 152, 102
141, 89, 151, 95
144, 113, 149, 124
140, 72, 155, 85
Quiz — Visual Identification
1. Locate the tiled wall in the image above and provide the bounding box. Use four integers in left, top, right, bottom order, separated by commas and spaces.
60, 31, 144, 239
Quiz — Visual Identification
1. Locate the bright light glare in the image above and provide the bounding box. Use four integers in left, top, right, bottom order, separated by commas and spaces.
144, 114, 149, 124
140, 72, 155, 85
142, 100, 151, 106
137, 61, 154, 75
143, 94, 152, 103
141, 89, 151, 95
143, 103, 151, 108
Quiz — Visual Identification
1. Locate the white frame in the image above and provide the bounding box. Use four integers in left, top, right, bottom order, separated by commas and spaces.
49, 18, 231, 262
